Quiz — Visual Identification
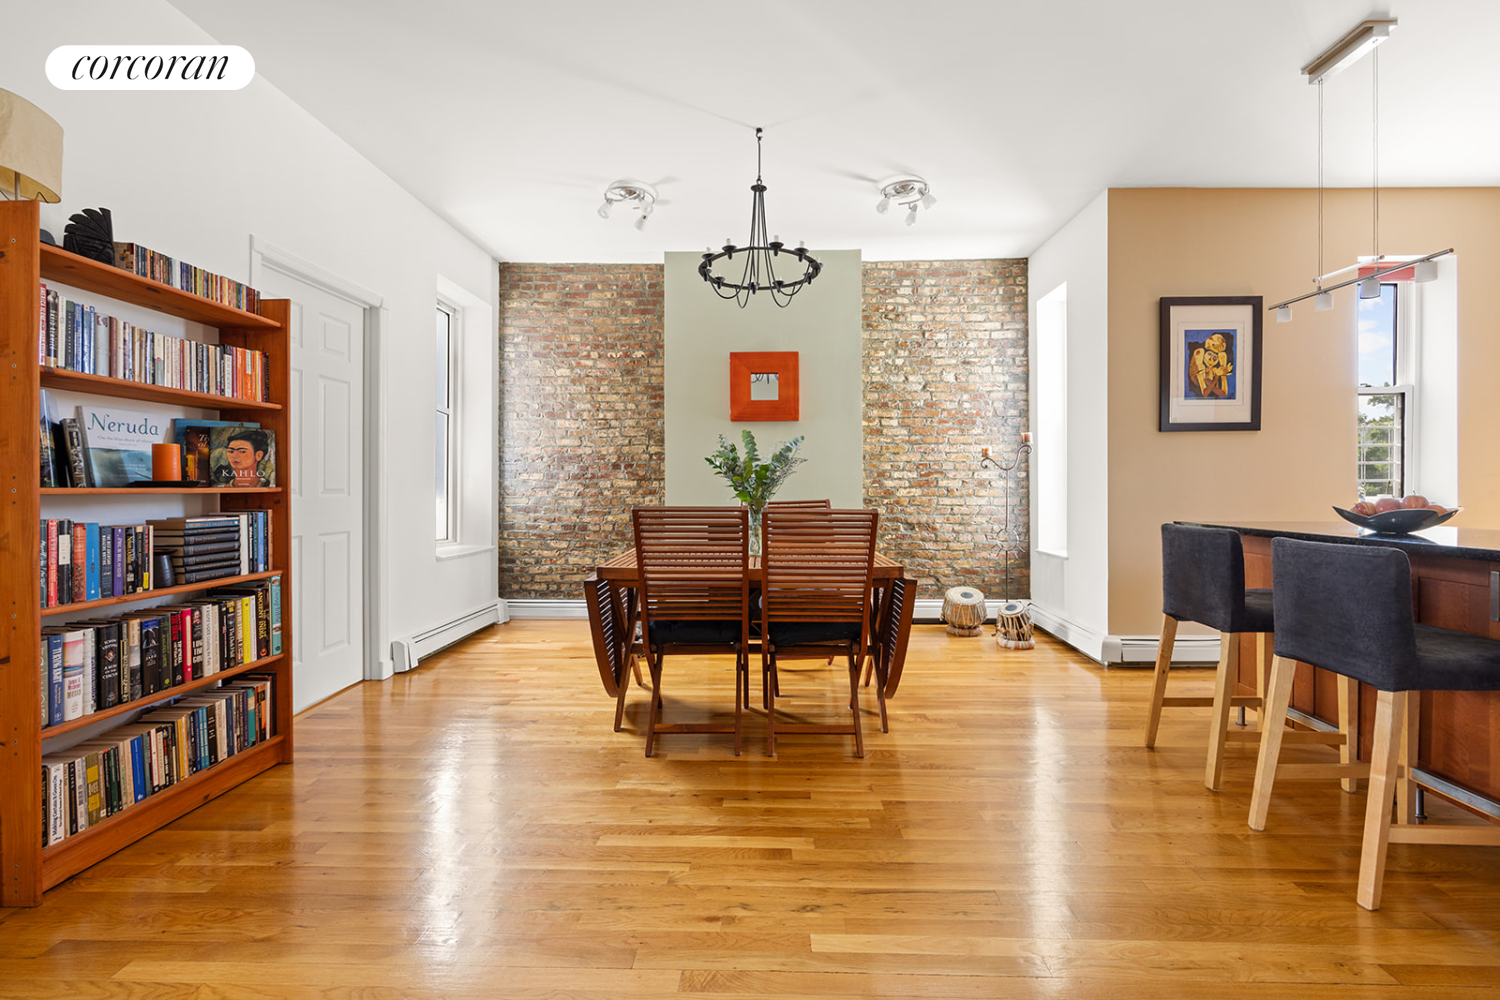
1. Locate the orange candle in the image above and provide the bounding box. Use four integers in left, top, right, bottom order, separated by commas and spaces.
152, 442, 182, 481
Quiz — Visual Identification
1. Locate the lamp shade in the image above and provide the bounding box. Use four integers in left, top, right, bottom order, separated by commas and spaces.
0, 88, 63, 202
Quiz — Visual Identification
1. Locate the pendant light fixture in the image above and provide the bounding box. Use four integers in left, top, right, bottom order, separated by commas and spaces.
1269, 17, 1450, 323
698, 127, 821, 308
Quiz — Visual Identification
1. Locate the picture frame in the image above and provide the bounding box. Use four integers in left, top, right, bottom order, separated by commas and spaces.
729, 351, 799, 421
1158, 296, 1263, 432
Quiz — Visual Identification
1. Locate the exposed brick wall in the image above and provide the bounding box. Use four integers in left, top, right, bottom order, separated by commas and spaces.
498, 264, 665, 599
862, 260, 1030, 601
498, 259, 1030, 603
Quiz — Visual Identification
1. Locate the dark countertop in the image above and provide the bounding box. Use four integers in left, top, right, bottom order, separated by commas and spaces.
1178, 519, 1500, 563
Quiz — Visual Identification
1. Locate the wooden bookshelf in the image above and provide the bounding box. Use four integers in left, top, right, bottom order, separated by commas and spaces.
41, 487, 282, 495
40, 570, 282, 617
41, 368, 282, 411
41, 654, 286, 738
1, 200, 295, 906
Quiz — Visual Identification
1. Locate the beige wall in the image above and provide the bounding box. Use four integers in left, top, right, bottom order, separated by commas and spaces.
663, 250, 864, 507
1106, 187, 1500, 637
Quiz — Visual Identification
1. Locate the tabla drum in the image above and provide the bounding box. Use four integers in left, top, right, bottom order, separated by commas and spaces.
942, 586, 987, 636
997, 600, 1035, 650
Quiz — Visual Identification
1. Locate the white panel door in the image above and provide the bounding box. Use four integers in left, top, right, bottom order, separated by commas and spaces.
258, 271, 365, 711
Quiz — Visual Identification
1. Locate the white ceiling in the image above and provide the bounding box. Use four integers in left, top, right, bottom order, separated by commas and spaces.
169, 0, 1500, 263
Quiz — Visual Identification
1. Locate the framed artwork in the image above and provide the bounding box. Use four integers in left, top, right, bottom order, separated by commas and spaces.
729, 351, 799, 421
1159, 296, 1263, 432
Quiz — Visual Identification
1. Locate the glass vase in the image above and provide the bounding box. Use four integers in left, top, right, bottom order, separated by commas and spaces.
748, 503, 764, 556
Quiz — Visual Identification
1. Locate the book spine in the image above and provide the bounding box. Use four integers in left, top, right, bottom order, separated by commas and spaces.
61, 632, 84, 721
85, 523, 101, 601
81, 628, 95, 714
46, 520, 58, 607
98, 623, 120, 710
72, 525, 86, 604
168, 610, 185, 687
47, 634, 64, 727
62, 418, 88, 489
269, 574, 282, 656
256, 586, 269, 661
112, 527, 126, 597
99, 523, 114, 599
126, 618, 143, 702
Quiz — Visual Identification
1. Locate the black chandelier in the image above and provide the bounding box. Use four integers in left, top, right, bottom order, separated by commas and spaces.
699, 127, 821, 308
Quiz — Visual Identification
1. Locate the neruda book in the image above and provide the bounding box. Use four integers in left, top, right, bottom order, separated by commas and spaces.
77, 403, 167, 487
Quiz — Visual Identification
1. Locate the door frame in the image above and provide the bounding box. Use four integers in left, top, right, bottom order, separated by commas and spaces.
248, 236, 394, 681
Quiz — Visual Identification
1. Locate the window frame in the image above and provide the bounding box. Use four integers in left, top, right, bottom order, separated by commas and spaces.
435, 299, 460, 545
1356, 281, 1418, 499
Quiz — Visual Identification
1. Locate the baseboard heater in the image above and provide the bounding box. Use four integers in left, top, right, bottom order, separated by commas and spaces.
391, 602, 503, 672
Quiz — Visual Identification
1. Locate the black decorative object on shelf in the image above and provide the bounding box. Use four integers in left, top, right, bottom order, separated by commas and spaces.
62, 207, 114, 264
39, 229, 56, 246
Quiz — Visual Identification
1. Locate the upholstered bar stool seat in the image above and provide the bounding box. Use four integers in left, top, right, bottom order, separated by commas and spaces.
1146, 524, 1348, 791
1249, 537, 1500, 909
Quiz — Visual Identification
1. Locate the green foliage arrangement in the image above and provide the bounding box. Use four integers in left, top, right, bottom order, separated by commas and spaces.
704, 429, 805, 509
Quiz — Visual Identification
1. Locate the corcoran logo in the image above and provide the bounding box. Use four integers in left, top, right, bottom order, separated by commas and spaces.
46, 45, 255, 91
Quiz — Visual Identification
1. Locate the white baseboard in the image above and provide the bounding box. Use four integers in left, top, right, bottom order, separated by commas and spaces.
391, 600, 506, 671
1104, 632, 1222, 665
913, 598, 1027, 623
1027, 603, 1107, 663
507, 599, 587, 620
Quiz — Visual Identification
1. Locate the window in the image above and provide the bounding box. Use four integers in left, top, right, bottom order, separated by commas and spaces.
436, 302, 457, 541
1356, 282, 1413, 499
1035, 283, 1067, 555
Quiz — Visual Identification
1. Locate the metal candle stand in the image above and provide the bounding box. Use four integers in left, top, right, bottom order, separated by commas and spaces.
978, 435, 1035, 649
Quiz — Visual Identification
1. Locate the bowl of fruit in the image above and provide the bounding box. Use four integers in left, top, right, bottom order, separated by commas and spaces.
1333, 495, 1461, 535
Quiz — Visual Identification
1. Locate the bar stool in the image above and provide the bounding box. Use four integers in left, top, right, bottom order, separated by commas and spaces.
1248, 537, 1500, 909
1146, 524, 1345, 790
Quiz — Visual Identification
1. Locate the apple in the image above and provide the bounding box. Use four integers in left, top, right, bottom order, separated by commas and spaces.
1352, 501, 1377, 516
1373, 497, 1403, 514
1402, 494, 1429, 509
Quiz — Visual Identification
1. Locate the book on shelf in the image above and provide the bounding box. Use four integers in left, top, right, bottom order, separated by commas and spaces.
38, 282, 269, 401
40, 673, 273, 847
111, 242, 261, 313
38, 577, 280, 731
208, 426, 276, 488
173, 419, 260, 484
76, 402, 167, 488
39, 522, 153, 609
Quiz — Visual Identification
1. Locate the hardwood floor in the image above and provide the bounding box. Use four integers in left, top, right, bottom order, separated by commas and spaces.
3, 620, 1499, 998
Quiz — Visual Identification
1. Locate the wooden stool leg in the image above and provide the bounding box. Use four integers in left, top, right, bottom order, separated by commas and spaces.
1357, 689, 1407, 911
1145, 614, 1178, 748
1205, 631, 1240, 791
1248, 655, 1297, 831
1395, 691, 1419, 824
1338, 675, 1361, 793
1254, 632, 1273, 722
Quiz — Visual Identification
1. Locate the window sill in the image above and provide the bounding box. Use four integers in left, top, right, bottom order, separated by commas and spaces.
435, 543, 496, 562
1035, 548, 1069, 560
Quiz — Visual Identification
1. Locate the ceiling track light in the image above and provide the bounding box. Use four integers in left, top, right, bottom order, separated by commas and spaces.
1302, 19, 1397, 84
1270, 16, 1452, 322
876, 175, 935, 225
597, 179, 658, 228
698, 127, 821, 308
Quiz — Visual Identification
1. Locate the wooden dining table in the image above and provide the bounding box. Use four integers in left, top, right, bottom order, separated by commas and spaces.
587, 547, 915, 734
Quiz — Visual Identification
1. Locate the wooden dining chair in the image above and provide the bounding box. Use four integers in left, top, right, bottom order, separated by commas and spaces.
862, 574, 916, 733
761, 507, 879, 757
583, 572, 645, 732
633, 506, 752, 756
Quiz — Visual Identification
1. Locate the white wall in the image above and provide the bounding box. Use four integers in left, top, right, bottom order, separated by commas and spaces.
663, 250, 863, 507
4, 1, 499, 704
1027, 191, 1109, 660
1414, 257, 1459, 506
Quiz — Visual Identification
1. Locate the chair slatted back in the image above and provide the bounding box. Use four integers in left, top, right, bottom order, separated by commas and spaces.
878, 575, 916, 697
765, 499, 832, 510
633, 506, 749, 624
583, 573, 628, 697
762, 508, 878, 625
